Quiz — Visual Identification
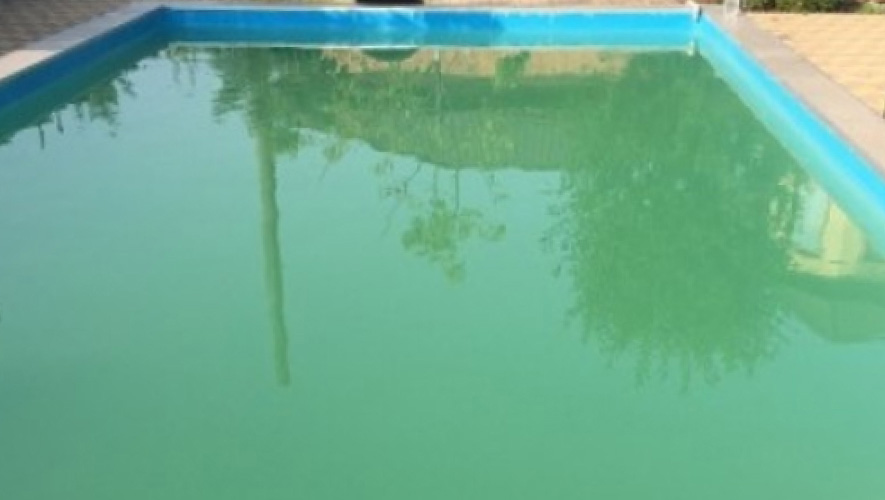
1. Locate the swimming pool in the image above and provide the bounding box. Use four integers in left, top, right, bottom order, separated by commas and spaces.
1, 6, 884, 500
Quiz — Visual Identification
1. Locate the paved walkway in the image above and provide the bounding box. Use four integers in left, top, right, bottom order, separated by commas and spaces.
0, 0, 126, 55
1, 1, 883, 114
751, 13, 885, 115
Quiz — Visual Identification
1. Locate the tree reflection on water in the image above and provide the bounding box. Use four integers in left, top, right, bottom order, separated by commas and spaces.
0, 68, 137, 148
541, 53, 805, 386
199, 45, 885, 385
6, 44, 885, 386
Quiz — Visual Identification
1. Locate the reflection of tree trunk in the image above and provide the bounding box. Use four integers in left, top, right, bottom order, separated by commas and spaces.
435, 49, 443, 134
454, 170, 461, 214
257, 129, 291, 387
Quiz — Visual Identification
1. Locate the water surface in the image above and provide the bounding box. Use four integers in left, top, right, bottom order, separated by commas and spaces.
1, 46, 884, 500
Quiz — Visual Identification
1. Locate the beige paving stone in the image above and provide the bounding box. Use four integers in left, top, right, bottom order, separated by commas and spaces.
751, 12, 885, 114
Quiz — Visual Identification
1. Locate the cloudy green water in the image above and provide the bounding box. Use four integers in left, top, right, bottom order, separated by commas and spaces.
1, 46, 884, 500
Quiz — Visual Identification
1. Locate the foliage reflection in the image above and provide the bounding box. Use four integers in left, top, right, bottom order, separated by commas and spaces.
199, 46, 885, 384
5, 45, 885, 385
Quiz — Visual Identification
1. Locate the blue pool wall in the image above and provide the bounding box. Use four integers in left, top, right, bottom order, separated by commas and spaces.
0, 8, 169, 111
0, 36, 166, 141
165, 7, 694, 47
0, 7, 693, 112
1, 5, 884, 249
694, 15, 885, 252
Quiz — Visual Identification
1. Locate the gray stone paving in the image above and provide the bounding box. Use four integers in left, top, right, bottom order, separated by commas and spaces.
0, 0, 126, 54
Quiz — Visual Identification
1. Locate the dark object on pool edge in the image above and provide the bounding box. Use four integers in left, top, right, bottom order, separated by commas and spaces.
357, 0, 424, 5
362, 48, 420, 63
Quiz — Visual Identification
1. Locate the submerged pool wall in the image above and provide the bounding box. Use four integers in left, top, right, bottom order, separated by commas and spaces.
1, 4, 884, 249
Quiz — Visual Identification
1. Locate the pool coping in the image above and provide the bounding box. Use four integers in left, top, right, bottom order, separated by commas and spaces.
0, 3, 883, 181
0, 3, 162, 84
708, 7, 885, 185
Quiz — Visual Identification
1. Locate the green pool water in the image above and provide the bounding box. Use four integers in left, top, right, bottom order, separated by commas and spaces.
1, 46, 884, 500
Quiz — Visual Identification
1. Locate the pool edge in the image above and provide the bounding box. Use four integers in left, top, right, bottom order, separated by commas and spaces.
0, 3, 166, 84
705, 8, 885, 183
1, 3, 883, 198
698, 8, 885, 250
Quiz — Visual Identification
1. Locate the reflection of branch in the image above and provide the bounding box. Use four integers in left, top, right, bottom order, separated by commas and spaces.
453, 169, 461, 213
396, 167, 505, 282
404, 163, 422, 187
381, 162, 423, 237
257, 130, 291, 387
